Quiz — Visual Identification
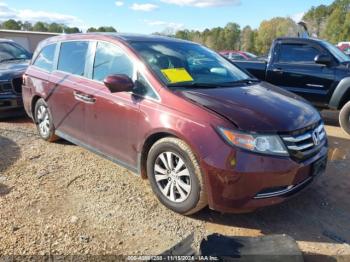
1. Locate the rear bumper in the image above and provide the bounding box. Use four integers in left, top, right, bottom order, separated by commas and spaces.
0, 95, 24, 118
201, 142, 328, 213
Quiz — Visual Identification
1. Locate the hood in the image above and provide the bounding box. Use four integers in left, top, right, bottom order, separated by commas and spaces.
0, 60, 29, 81
177, 82, 321, 133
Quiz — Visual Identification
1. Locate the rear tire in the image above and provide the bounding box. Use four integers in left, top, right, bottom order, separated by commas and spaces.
34, 98, 59, 142
339, 101, 350, 135
147, 137, 207, 215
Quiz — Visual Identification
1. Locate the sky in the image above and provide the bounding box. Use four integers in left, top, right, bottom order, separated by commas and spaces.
0, 0, 334, 33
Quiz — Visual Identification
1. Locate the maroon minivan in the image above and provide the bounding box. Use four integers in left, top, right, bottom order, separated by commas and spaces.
23, 33, 328, 215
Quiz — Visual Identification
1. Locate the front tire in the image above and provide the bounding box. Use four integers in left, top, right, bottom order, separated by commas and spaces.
34, 98, 58, 142
339, 101, 350, 135
147, 137, 207, 215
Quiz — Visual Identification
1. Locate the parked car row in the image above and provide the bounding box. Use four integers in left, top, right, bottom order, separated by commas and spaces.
338, 42, 350, 56
18, 33, 328, 215
219, 50, 257, 61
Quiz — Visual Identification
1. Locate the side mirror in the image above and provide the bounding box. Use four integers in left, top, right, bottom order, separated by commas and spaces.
315, 54, 332, 65
103, 74, 134, 93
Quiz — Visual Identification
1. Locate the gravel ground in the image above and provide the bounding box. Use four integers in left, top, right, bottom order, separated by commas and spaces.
0, 112, 350, 261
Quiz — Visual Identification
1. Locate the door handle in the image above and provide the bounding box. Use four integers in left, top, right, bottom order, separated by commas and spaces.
272, 68, 283, 74
74, 91, 96, 104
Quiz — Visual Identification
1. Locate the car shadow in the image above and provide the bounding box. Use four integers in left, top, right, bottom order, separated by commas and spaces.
55, 139, 74, 146
0, 135, 20, 198
0, 135, 21, 173
191, 135, 350, 259
0, 115, 75, 145
0, 115, 32, 124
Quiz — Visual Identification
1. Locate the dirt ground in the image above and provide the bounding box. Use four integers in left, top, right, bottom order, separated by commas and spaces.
0, 110, 349, 261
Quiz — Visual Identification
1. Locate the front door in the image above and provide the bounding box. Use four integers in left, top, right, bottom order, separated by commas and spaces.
83, 41, 141, 169
266, 43, 335, 106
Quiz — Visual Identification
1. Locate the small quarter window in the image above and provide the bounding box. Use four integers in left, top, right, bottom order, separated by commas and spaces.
134, 72, 158, 99
33, 44, 56, 72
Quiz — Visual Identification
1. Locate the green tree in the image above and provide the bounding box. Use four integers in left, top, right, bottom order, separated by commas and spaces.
86, 26, 117, 33
303, 0, 350, 42
33, 22, 48, 32
240, 26, 256, 53
340, 11, 350, 40
96, 26, 117, 32
324, 7, 346, 43
87, 27, 98, 32
204, 34, 216, 49
2, 19, 21, 30
255, 17, 297, 54
303, 5, 329, 37
191, 31, 204, 45
175, 30, 191, 40
64, 27, 81, 33
224, 22, 241, 50
22, 21, 33, 31
48, 23, 64, 33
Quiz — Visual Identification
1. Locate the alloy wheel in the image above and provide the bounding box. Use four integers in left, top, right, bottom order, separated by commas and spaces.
154, 152, 191, 203
37, 105, 50, 137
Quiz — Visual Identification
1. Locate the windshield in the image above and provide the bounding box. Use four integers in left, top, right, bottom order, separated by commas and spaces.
322, 41, 350, 63
0, 42, 30, 63
130, 41, 251, 87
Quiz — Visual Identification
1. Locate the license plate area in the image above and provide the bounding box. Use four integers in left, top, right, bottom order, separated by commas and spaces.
312, 157, 327, 177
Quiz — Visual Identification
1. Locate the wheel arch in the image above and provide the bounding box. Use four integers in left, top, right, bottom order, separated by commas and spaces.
329, 77, 350, 109
31, 95, 43, 122
339, 89, 350, 109
138, 130, 201, 180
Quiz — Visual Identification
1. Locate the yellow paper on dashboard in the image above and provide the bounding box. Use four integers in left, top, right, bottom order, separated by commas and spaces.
161, 68, 193, 84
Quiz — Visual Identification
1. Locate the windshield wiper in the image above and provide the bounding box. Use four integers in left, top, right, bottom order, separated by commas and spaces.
222, 79, 260, 86
167, 79, 260, 89
0, 58, 27, 63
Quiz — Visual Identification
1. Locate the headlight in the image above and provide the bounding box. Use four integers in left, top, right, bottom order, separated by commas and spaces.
218, 127, 289, 156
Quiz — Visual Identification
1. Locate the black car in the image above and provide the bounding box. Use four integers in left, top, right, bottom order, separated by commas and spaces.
0, 39, 31, 118
234, 37, 350, 135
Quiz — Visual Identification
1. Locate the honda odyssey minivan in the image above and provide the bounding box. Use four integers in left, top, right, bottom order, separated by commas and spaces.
23, 33, 328, 214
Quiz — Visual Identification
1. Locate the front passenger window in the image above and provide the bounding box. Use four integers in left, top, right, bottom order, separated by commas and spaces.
279, 44, 320, 63
93, 42, 134, 81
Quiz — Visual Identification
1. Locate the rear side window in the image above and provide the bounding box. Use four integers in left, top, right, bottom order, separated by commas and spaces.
58, 41, 89, 76
93, 41, 134, 81
279, 44, 320, 63
33, 44, 56, 72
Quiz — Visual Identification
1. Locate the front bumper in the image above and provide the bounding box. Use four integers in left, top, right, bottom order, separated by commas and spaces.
0, 94, 24, 118
201, 141, 328, 213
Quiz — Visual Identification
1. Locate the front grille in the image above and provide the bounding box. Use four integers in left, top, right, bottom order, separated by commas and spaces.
0, 82, 13, 94
281, 123, 326, 162
12, 77, 23, 94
